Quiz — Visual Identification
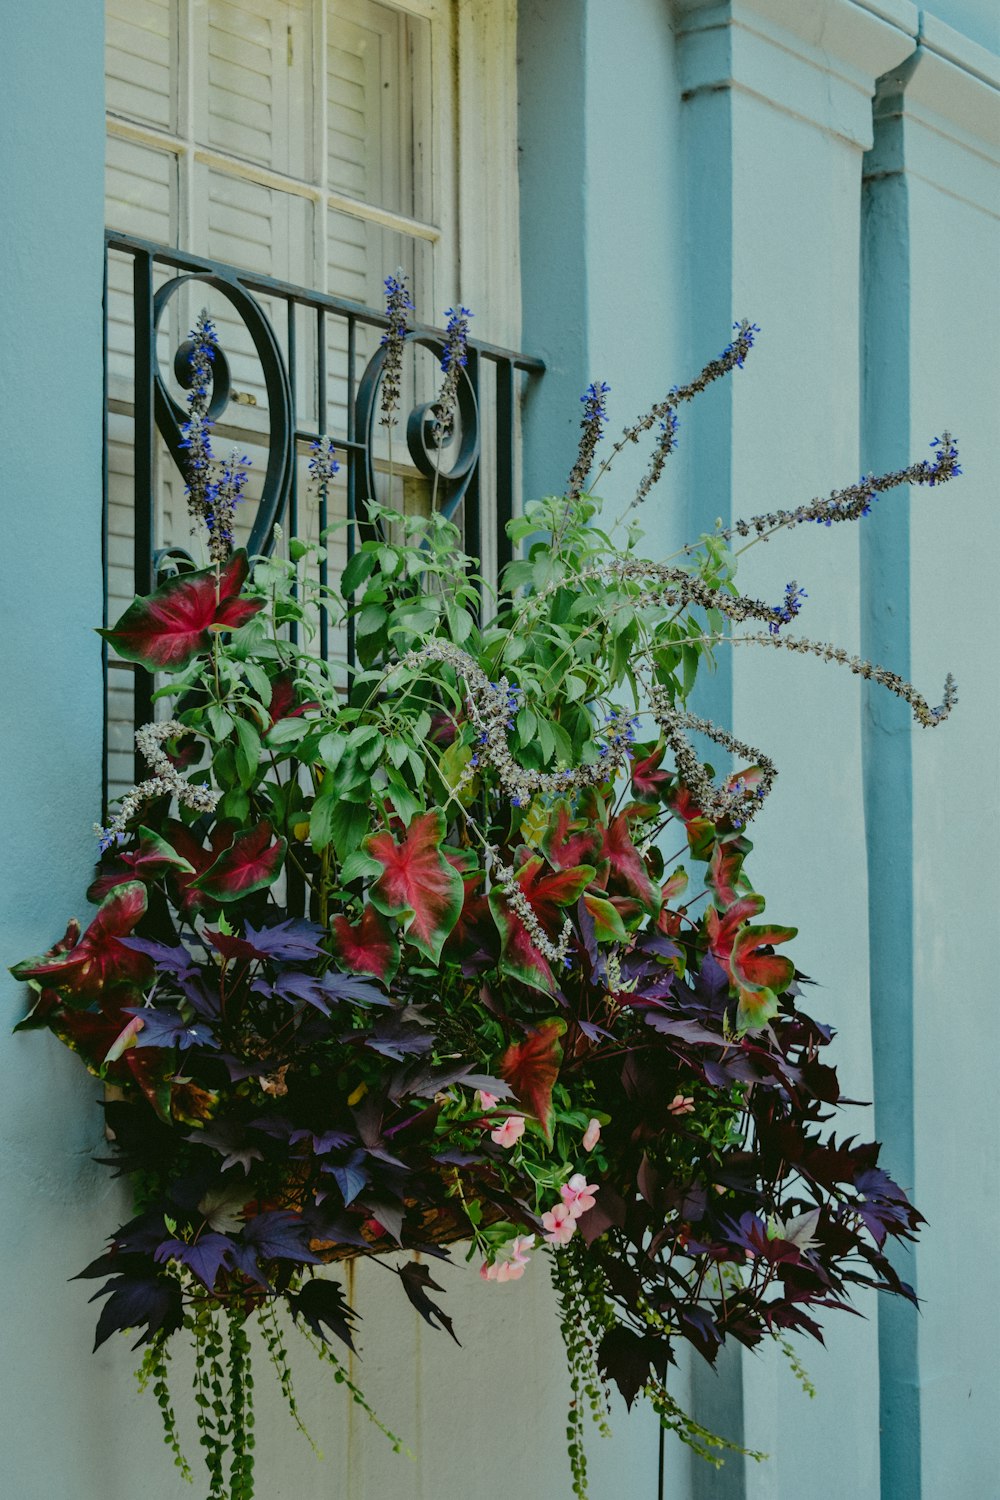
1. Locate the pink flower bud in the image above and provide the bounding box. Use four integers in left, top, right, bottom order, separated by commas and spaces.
582, 1118, 601, 1152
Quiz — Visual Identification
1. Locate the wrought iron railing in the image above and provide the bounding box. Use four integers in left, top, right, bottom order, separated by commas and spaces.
102, 230, 543, 800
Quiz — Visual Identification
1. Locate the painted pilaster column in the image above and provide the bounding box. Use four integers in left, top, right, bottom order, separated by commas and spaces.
863, 19, 1000, 1499
672, 4, 918, 1498
0, 2, 111, 1496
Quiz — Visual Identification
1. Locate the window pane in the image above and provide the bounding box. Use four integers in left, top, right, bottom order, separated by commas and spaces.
327, 0, 430, 219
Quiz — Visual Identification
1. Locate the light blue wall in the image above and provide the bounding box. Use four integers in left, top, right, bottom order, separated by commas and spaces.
0, 0, 113, 1495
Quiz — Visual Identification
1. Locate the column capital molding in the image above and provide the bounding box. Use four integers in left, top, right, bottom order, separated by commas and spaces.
674, 0, 918, 146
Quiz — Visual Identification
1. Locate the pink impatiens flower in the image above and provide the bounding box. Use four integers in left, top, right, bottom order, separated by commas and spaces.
480, 1234, 535, 1283
560, 1173, 598, 1219
477, 1090, 499, 1110
490, 1114, 526, 1149
582, 1118, 601, 1152
541, 1202, 577, 1247
668, 1094, 695, 1116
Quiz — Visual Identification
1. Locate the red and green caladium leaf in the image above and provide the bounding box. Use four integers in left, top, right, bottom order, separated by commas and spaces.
500, 1018, 566, 1142
599, 815, 661, 918
730, 923, 797, 1032
583, 893, 628, 944
669, 784, 715, 861
706, 894, 767, 976
540, 800, 604, 873
489, 853, 594, 995
706, 835, 753, 910
87, 827, 196, 903
630, 741, 670, 804
329, 906, 400, 983
11, 883, 153, 1002
364, 810, 464, 965
159, 819, 234, 917
191, 820, 287, 903
99, 550, 263, 672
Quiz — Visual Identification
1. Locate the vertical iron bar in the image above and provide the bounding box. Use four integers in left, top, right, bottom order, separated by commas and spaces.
101, 241, 111, 820
286, 299, 298, 646
463, 344, 481, 580
346, 314, 357, 685
132, 248, 156, 784
317, 306, 329, 663
658, 1422, 665, 1500
495, 356, 515, 578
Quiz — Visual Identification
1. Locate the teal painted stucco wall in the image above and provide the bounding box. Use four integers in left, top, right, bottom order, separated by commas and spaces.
0, 2, 111, 1495
0, 1, 995, 1497
519, 4, 998, 1500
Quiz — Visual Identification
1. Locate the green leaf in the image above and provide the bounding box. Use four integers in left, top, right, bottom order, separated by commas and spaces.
309, 784, 338, 853
341, 549, 376, 597
516, 705, 538, 743
266, 717, 309, 748
317, 731, 347, 771
329, 798, 371, 863
340, 850, 384, 883
242, 661, 272, 706
385, 771, 420, 825
233, 718, 261, 789
207, 705, 234, 741
386, 737, 410, 770
564, 673, 586, 702
356, 604, 387, 637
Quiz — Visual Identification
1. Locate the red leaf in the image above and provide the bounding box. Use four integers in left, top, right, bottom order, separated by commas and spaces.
669, 785, 716, 860
267, 668, 319, 728
541, 801, 604, 873
162, 819, 234, 916
512, 853, 595, 934
500, 1018, 566, 1142
706, 894, 766, 976
100, 550, 263, 672
192, 820, 286, 902
730, 924, 797, 997
87, 827, 196, 903
583, 893, 628, 944
706, 836, 751, 910
631, 741, 670, 803
443, 862, 495, 957
330, 906, 400, 983
599, 815, 660, 917
364, 811, 464, 964
488, 853, 593, 995
11, 883, 152, 1001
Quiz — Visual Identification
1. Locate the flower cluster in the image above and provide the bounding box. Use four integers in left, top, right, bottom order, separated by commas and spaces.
769, 581, 807, 634
205, 447, 251, 564
567, 380, 611, 499
379, 270, 414, 427
308, 435, 340, 488
711, 432, 961, 545
95, 721, 219, 850
178, 310, 218, 536
434, 304, 472, 444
